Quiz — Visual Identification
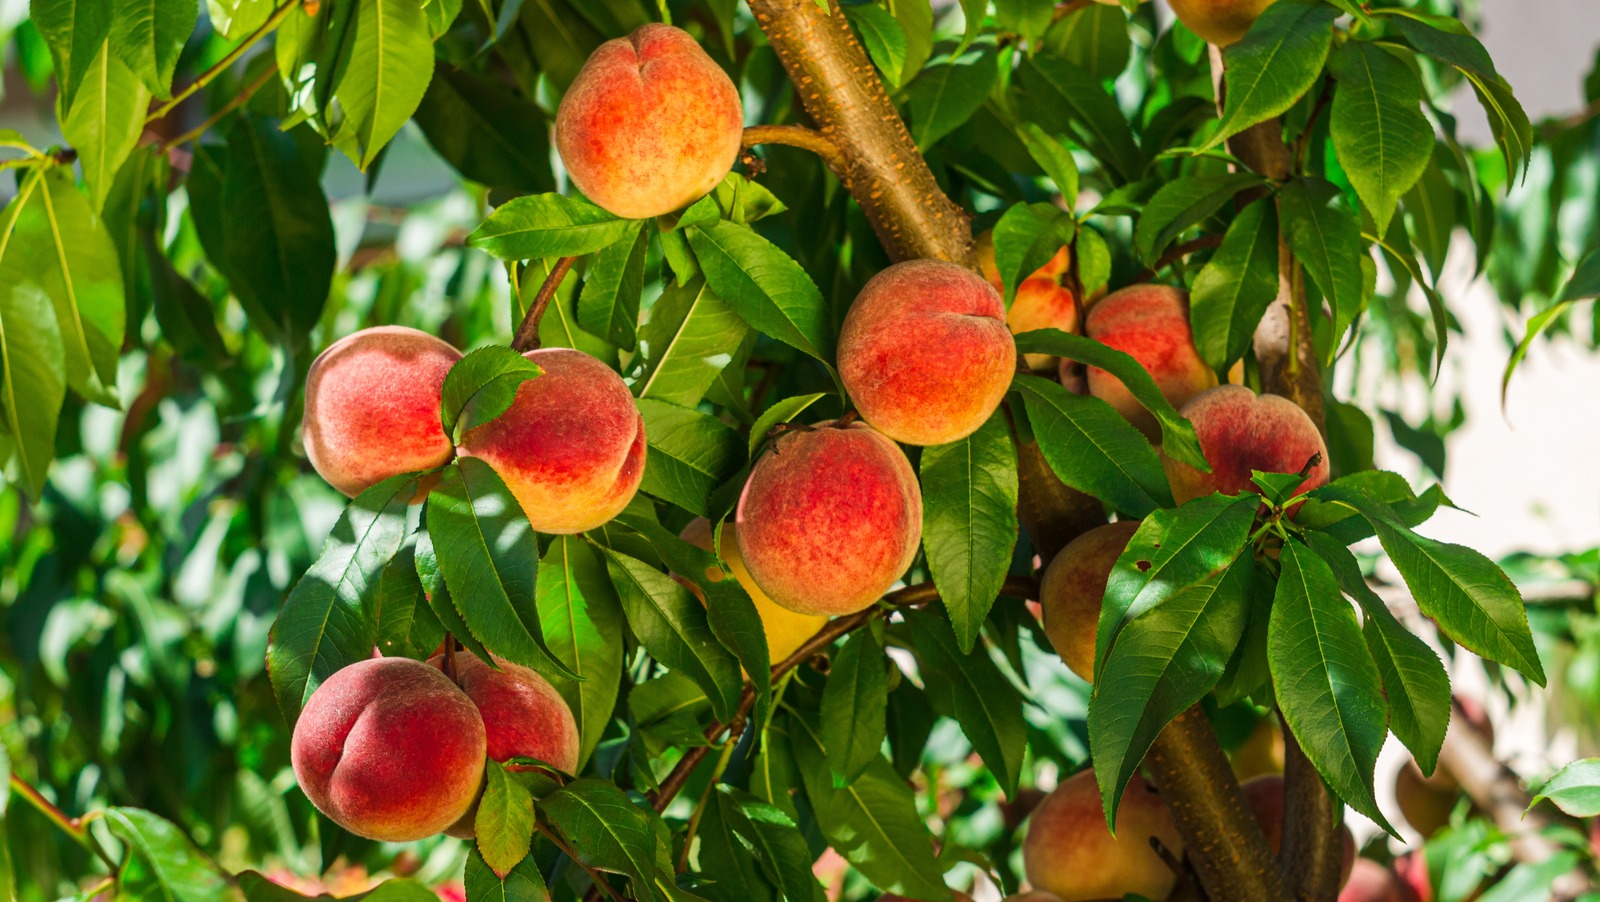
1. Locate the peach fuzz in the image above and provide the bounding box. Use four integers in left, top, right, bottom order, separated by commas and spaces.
736, 421, 922, 617
458, 348, 645, 534
1242, 775, 1356, 887
1039, 520, 1141, 682
1161, 385, 1329, 505
1071, 284, 1216, 441
837, 260, 1017, 446
290, 657, 486, 843
430, 653, 579, 774
1023, 768, 1184, 902
301, 326, 461, 500
1169, 0, 1279, 46
554, 24, 743, 220
680, 518, 828, 664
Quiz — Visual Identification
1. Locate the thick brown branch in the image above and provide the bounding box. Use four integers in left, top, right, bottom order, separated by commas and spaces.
1279, 732, 1343, 899
745, 0, 972, 263
741, 124, 847, 175
511, 256, 576, 353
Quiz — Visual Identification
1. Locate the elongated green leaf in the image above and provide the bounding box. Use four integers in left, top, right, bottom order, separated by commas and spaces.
59, 41, 149, 213
464, 849, 551, 902
602, 547, 742, 722
1013, 374, 1170, 516
1462, 69, 1532, 186
427, 459, 576, 680
414, 64, 555, 193
1387, 13, 1495, 78
687, 220, 832, 364
1328, 42, 1433, 237
1268, 540, 1392, 831
892, 0, 934, 83
821, 628, 888, 785
333, 0, 434, 168
543, 779, 669, 900
439, 346, 542, 442
709, 788, 821, 902
1013, 121, 1080, 206
1017, 53, 1143, 182
920, 412, 1019, 651
370, 540, 443, 659
748, 394, 826, 456
1310, 485, 1545, 685
906, 45, 996, 149
268, 474, 416, 722
847, 4, 907, 87
635, 398, 744, 517
476, 762, 536, 878
1278, 178, 1364, 357
31, 0, 111, 112
1205, 0, 1337, 150
1503, 249, 1600, 404
104, 808, 233, 901
1303, 531, 1449, 775
635, 276, 747, 409
468, 193, 634, 260
537, 536, 623, 767
1190, 199, 1279, 372
697, 788, 778, 902
1132, 173, 1264, 264
905, 609, 1028, 796
578, 224, 648, 351
1090, 551, 1252, 826
109, 0, 195, 97
1044, 1, 1131, 79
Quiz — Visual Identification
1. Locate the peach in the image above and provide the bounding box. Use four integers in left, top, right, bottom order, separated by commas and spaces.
290, 657, 486, 842
735, 420, 922, 616
1160, 385, 1329, 505
1229, 716, 1286, 781
301, 326, 461, 500
838, 260, 1017, 446
680, 518, 828, 664
1038, 520, 1141, 682
554, 24, 743, 220
1339, 859, 1422, 902
1394, 762, 1458, 839
1241, 775, 1356, 887
1169, 0, 1279, 46
1069, 284, 1216, 441
457, 348, 645, 534
975, 230, 1070, 293
1004, 895, 1065, 902
1023, 768, 1184, 902
975, 233, 1080, 371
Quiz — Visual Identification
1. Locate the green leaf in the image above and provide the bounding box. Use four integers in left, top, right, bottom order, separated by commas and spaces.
0, 186, 62, 495
1204, 0, 1338, 150
1190, 198, 1279, 372
635, 398, 744, 517
439, 346, 543, 443
1328, 42, 1433, 237
332, 0, 435, 168
687, 220, 832, 364
1132, 173, 1264, 264
1462, 70, 1532, 186
1013, 121, 1080, 206
748, 393, 827, 457
994, 0, 1052, 45
268, 475, 416, 722
820, 628, 888, 784
920, 411, 1019, 651
538, 536, 624, 767
542, 778, 668, 900
707, 788, 822, 902
1503, 249, 1600, 403
1309, 485, 1545, 686
1017, 53, 1143, 182
1043, 1, 1131, 80
635, 275, 748, 409
1012, 334, 1207, 471
1013, 374, 1171, 516
1090, 549, 1253, 826
789, 712, 949, 899
905, 45, 997, 150
468, 193, 634, 261
465, 848, 552, 902
905, 609, 1028, 797
59, 41, 149, 213
371, 540, 445, 659
1387, 14, 1496, 79
1403, 152, 1455, 278
892, 0, 934, 84
1268, 540, 1392, 831
993, 202, 1074, 305
1528, 759, 1600, 818
207, 0, 272, 41
108, 0, 195, 96
240, 872, 435, 901
476, 761, 537, 878
601, 547, 742, 722
31, 0, 111, 112
103, 808, 233, 901
1278, 178, 1364, 358
1295, 470, 1449, 544
847, 4, 907, 87
708, 176, 789, 226
578, 224, 648, 351
697, 789, 777, 902
414, 64, 555, 193
427, 459, 577, 680
1303, 531, 1449, 775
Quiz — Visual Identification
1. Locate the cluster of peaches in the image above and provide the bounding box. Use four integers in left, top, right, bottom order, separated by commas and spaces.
281, 11, 1338, 898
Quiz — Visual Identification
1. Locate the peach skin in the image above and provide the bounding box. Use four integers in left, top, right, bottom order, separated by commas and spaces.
680, 517, 828, 664
1161, 385, 1329, 505
1023, 768, 1184, 902
1169, 0, 1279, 46
1039, 520, 1141, 682
1070, 284, 1216, 441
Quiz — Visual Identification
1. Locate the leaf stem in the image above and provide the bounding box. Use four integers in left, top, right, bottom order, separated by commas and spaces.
511, 256, 577, 353
158, 61, 280, 152
147, 1, 298, 124
675, 740, 736, 872
8, 774, 120, 873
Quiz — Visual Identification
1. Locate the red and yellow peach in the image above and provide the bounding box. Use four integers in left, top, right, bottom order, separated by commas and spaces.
1038, 520, 1141, 682
1071, 284, 1216, 441
1160, 384, 1329, 505
681, 518, 828, 664
1023, 768, 1184, 902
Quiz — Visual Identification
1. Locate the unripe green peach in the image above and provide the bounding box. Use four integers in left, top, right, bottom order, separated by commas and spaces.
555, 24, 743, 220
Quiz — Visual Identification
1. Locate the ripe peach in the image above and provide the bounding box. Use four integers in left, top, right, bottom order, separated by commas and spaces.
837, 260, 1017, 446
680, 518, 828, 664
1241, 775, 1356, 887
1161, 385, 1329, 505
1169, 0, 1279, 46
430, 653, 579, 773
736, 421, 922, 616
291, 657, 486, 842
1340, 858, 1422, 902
975, 233, 1077, 371
1038, 521, 1141, 682
301, 326, 461, 500
1069, 284, 1216, 441
554, 24, 743, 220
975, 230, 1070, 293
457, 348, 645, 534
1023, 769, 1183, 902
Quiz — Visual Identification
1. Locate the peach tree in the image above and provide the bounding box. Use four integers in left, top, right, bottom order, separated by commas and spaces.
0, 0, 1595, 900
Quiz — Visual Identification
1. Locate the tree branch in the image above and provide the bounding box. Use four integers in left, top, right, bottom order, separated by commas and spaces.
741, 124, 847, 175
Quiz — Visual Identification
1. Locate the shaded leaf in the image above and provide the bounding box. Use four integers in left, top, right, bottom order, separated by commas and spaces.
1205, 0, 1337, 150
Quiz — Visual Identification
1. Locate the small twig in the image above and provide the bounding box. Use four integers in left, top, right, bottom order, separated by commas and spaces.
539, 822, 626, 902
740, 124, 848, 176
158, 62, 280, 152
443, 634, 458, 682
1137, 234, 1226, 282
147, 1, 297, 123
511, 256, 577, 353
676, 740, 736, 871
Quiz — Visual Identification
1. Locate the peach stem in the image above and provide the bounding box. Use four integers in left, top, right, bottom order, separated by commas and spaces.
511, 256, 577, 353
